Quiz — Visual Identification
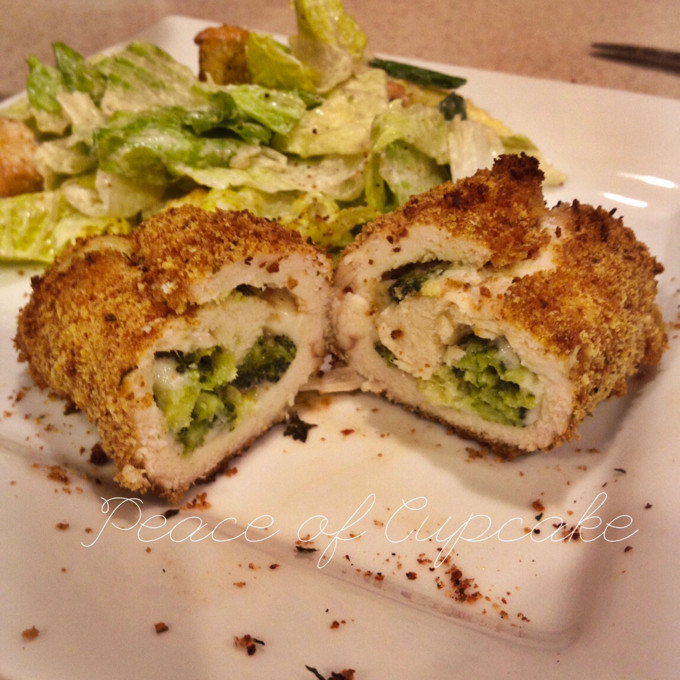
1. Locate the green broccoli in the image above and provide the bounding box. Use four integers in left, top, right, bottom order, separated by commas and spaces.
153, 333, 296, 453
232, 334, 297, 389
374, 341, 397, 367
387, 260, 448, 302
419, 335, 538, 426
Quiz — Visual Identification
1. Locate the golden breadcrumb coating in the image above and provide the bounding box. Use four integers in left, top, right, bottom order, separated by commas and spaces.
134, 205, 324, 312
345, 153, 550, 268
501, 200, 667, 432
0, 117, 44, 197
16, 241, 166, 471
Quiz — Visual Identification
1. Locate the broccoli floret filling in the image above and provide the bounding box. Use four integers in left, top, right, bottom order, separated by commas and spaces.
375, 334, 539, 426
232, 334, 297, 389
153, 334, 297, 454
422, 335, 538, 426
385, 260, 450, 302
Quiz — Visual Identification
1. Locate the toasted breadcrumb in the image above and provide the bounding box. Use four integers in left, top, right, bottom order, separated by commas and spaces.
343, 154, 549, 269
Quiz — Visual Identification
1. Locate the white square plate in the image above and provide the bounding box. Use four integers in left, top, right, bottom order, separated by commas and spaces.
2, 16, 679, 679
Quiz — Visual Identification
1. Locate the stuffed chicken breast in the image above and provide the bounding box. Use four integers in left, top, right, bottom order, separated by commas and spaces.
15, 205, 331, 500
332, 154, 667, 456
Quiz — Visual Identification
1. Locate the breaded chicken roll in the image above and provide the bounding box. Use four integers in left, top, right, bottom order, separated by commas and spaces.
16, 205, 331, 500
332, 155, 667, 456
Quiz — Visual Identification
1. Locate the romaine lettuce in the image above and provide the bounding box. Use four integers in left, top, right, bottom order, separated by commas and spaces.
178, 147, 365, 201
289, 0, 367, 92
0, 190, 130, 263
275, 69, 388, 157
367, 101, 451, 209
246, 33, 317, 92
378, 142, 448, 209
96, 41, 209, 115
1, 0, 563, 264
94, 108, 245, 185
172, 185, 376, 252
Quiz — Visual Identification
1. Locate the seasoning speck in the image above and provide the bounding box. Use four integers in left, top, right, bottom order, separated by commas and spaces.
234, 634, 265, 655
22, 626, 40, 641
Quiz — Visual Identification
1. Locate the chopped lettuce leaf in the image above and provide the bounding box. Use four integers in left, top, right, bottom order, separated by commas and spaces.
35, 132, 97, 185
448, 117, 504, 182
171, 185, 375, 252
26, 56, 63, 115
196, 185, 295, 217
56, 90, 106, 129
289, 0, 367, 92
368, 101, 450, 209
0, 96, 32, 121
257, 191, 374, 250
96, 41, 209, 115
25, 56, 70, 134
247, 33, 317, 91
378, 142, 448, 208
62, 170, 164, 218
94, 108, 245, 184
0, 192, 59, 262
276, 69, 388, 157
227, 84, 308, 136
49, 209, 131, 256
53, 42, 107, 102
0, 190, 130, 263
178, 147, 365, 201
371, 100, 450, 164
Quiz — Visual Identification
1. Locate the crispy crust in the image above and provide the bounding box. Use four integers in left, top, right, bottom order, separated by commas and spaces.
345, 153, 549, 268
133, 205, 330, 312
15, 242, 163, 402
15, 240, 171, 493
15, 206, 332, 500
501, 200, 667, 435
